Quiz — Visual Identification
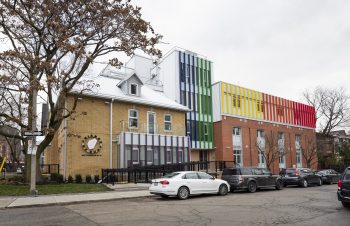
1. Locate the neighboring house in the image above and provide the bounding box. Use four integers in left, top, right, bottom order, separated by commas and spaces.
44, 72, 190, 179
0, 126, 24, 171
212, 81, 317, 174
126, 49, 215, 164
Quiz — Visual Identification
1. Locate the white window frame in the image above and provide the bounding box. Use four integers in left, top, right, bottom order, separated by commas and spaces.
130, 83, 138, 96
147, 111, 156, 134
295, 135, 302, 168
278, 132, 285, 168
178, 148, 183, 163
164, 114, 172, 132
128, 109, 138, 129
257, 130, 266, 168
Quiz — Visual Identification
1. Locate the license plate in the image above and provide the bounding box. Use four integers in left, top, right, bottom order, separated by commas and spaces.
153, 182, 158, 186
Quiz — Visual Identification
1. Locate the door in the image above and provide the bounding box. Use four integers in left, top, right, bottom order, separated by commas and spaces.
197, 172, 216, 193
252, 168, 265, 187
147, 112, 156, 134
183, 172, 201, 194
262, 169, 275, 186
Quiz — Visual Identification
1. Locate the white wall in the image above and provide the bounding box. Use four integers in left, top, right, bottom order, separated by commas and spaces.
212, 82, 222, 122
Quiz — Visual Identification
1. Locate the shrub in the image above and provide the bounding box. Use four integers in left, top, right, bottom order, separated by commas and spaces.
75, 174, 82, 183
94, 175, 100, 183
57, 174, 64, 183
50, 173, 59, 182
68, 175, 73, 183
85, 175, 92, 183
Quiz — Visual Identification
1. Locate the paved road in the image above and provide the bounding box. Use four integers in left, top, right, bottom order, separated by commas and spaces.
0, 184, 349, 226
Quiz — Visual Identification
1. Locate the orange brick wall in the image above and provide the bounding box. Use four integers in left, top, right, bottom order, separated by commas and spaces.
214, 116, 317, 174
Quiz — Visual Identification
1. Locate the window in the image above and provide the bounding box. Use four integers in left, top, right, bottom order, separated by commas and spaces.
132, 148, 139, 164
204, 123, 208, 135
233, 127, 241, 136
262, 169, 271, 175
253, 168, 263, 175
130, 83, 137, 95
128, 109, 138, 128
178, 149, 183, 163
295, 135, 302, 167
166, 148, 172, 163
184, 172, 199, 179
164, 114, 172, 131
257, 130, 266, 168
278, 132, 285, 167
233, 149, 242, 165
198, 172, 212, 179
147, 148, 153, 165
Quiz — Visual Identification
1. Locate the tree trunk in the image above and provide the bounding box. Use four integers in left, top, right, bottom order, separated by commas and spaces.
24, 154, 43, 183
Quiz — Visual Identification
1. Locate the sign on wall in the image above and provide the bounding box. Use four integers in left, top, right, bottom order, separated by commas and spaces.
81, 135, 102, 155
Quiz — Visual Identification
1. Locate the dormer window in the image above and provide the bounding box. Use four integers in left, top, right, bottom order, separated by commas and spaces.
130, 83, 138, 95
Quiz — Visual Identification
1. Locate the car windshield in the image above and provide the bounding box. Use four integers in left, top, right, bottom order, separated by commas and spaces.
286, 169, 297, 175
162, 172, 181, 178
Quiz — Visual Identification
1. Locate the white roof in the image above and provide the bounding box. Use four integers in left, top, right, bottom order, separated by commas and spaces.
71, 74, 189, 112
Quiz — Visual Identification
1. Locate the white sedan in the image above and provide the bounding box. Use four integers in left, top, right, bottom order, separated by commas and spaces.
149, 171, 230, 199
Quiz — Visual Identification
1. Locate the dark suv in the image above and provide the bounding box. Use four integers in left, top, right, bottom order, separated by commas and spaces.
337, 167, 350, 208
222, 167, 283, 193
281, 168, 322, 187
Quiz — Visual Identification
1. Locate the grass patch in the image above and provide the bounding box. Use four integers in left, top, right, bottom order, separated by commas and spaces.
0, 184, 112, 196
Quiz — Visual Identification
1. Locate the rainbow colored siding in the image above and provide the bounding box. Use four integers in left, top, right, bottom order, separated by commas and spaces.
218, 82, 316, 128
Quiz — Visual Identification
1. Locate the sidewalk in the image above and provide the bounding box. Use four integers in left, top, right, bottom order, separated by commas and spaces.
0, 183, 153, 209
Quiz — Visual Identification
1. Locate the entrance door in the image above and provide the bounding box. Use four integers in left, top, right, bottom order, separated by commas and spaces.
147, 112, 156, 134
199, 150, 208, 170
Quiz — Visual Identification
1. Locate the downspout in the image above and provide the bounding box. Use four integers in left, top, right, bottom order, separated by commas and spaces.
63, 98, 67, 180
110, 99, 114, 168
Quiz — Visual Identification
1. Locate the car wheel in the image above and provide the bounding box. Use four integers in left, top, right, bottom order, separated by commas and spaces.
317, 178, 322, 186
301, 179, 308, 188
177, 186, 190, 200
218, 184, 228, 196
247, 181, 257, 193
160, 194, 169, 198
276, 180, 283, 190
342, 202, 350, 208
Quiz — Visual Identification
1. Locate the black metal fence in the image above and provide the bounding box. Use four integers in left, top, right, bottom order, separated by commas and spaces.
102, 161, 236, 184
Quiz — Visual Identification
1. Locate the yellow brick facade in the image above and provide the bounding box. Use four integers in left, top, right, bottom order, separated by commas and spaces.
45, 94, 187, 178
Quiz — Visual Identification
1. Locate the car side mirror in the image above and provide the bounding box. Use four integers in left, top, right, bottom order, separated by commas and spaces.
210, 176, 215, 180
270, 173, 273, 176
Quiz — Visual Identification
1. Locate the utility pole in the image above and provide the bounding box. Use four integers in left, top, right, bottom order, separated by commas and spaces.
30, 88, 38, 196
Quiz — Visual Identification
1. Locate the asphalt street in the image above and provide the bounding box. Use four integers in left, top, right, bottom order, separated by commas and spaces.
0, 184, 349, 226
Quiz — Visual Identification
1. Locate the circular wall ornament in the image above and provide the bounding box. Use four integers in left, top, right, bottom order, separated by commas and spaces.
82, 135, 102, 154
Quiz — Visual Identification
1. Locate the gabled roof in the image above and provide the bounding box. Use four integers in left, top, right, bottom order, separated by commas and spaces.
70, 75, 189, 112
117, 73, 143, 87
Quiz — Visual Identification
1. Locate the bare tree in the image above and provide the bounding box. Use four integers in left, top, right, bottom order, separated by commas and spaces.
303, 87, 350, 135
0, 0, 162, 181
256, 131, 290, 172
300, 135, 318, 168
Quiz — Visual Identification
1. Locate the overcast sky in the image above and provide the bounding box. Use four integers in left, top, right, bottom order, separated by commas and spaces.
131, 0, 350, 103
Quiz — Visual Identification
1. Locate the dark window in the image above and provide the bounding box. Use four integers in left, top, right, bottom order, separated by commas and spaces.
130, 84, 137, 95
344, 169, 350, 180
222, 168, 240, 175
240, 168, 253, 175
286, 169, 297, 176
262, 169, 271, 175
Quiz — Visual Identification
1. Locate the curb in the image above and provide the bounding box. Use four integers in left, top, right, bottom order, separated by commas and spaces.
5, 194, 155, 209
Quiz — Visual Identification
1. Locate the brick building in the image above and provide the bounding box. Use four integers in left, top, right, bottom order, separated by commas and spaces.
45, 72, 190, 179
212, 82, 317, 174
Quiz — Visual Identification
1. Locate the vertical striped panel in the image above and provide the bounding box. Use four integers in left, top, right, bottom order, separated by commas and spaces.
221, 82, 225, 114
225, 83, 229, 114
229, 83, 233, 115
239, 86, 243, 116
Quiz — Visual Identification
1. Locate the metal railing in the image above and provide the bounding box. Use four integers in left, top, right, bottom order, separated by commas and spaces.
119, 121, 185, 135
41, 164, 60, 174
102, 161, 236, 184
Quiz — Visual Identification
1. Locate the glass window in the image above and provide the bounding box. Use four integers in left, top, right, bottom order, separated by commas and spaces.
154, 147, 159, 165
262, 169, 271, 175
128, 109, 138, 128
233, 149, 242, 164
233, 127, 241, 136
253, 169, 263, 175
198, 172, 213, 179
132, 148, 139, 163
240, 168, 253, 175
184, 172, 199, 179
178, 149, 183, 163
166, 148, 172, 163
147, 148, 153, 165
130, 84, 137, 95
163, 172, 181, 178
164, 114, 172, 131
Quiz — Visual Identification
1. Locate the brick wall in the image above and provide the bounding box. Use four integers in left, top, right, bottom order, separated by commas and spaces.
214, 116, 317, 174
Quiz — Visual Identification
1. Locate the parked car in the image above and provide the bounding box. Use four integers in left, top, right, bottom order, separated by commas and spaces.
317, 169, 341, 184
149, 171, 230, 200
221, 167, 283, 193
281, 168, 322, 187
337, 166, 350, 208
